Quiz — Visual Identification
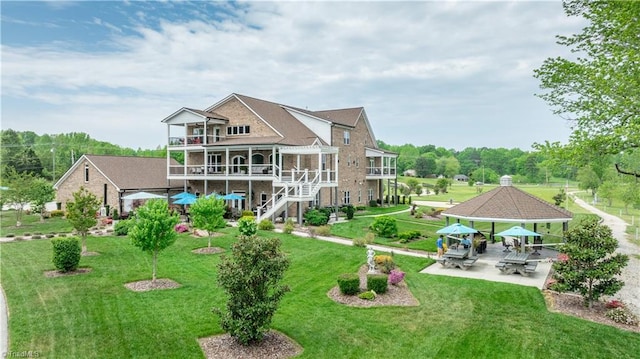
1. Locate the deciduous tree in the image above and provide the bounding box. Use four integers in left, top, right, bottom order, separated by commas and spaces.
129, 199, 179, 283
66, 186, 101, 254
534, 0, 640, 178
30, 178, 55, 222
189, 196, 226, 248
551, 217, 628, 308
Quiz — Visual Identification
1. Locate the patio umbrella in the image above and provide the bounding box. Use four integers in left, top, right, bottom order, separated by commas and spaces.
436, 223, 478, 235
496, 226, 541, 252
495, 226, 541, 237
122, 192, 166, 200
173, 196, 198, 205
171, 191, 196, 199
222, 193, 245, 200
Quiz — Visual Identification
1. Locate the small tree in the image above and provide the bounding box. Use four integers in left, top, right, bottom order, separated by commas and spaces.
129, 199, 179, 283
30, 177, 55, 222
189, 196, 226, 248
552, 188, 566, 206
551, 217, 629, 308
4, 169, 34, 226
66, 186, 100, 254
213, 235, 290, 345
369, 215, 398, 238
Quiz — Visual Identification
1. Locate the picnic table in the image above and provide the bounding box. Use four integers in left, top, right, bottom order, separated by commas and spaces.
436, 247, 478, 270
495, 252, 538, 276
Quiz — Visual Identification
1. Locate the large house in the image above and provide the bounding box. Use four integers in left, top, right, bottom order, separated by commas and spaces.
54, 155, 182, 216
162, 93, 397, 221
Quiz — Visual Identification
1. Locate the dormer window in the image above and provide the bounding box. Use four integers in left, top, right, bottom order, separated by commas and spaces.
227, 125, 250, 135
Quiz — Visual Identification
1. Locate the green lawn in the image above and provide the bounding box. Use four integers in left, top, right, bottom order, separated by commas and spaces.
0, 211, 74, 237
2, 232, 639, 358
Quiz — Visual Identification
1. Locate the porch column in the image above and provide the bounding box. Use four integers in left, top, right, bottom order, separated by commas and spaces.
248, 147, 253, 175
225, 148, 229, 175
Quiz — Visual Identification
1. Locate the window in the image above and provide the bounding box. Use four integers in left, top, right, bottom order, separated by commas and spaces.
347, 155, 351, 167
227, 125, 250, 136
261, 193, 268, 207
368, 188, 374, 202
232, 156, 246, 173
358, 189, 362, 203
207, 153, 222, 173
321, 154, 327, 171
343, 130, 350, 145
343, 191, 350, 205
84, 164, 89, 182
355, 157, 359, 168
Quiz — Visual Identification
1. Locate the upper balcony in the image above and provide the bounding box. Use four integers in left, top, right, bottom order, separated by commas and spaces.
168, 134, 227, 147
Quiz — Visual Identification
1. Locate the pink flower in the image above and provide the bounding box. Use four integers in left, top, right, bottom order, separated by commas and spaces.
557, 253, 569, 262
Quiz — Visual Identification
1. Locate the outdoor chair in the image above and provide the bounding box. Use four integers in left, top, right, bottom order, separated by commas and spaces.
502, 238, 511, 252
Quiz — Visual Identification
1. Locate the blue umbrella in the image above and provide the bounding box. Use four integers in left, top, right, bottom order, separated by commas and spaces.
436, 223, 478, 235
173, 196, 197, 205
496, 226, 541, 237
171, 191, 196, 199
222, 193, 245, 200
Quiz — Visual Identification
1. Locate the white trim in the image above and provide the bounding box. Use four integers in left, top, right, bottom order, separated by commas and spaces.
443, 214, 571, 224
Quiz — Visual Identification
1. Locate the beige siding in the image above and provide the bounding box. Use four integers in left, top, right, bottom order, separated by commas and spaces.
55, 161, 119, 212
215, 98, 280, 137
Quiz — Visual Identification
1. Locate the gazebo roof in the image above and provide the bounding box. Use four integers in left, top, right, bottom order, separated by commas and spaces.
442, 176, 573, 224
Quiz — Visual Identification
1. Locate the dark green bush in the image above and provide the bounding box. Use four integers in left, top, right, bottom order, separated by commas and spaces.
367, 274, 388, 294
113, 219, 134, 236
343, 205, 355, 220
369, 200, 378, 207
304, 209, 330, 226
398, 230, 422, 243
337, 273, 360, 295
258, 219, 275, 231
51, 237, 81, 272
369, 216, 398, 238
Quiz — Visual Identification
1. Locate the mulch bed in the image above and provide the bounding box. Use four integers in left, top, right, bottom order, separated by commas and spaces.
44, 267, 93, 278
199, 331, 303, 359
327, 265, 419, 308
124, 278, 181, 292
192, 247, 225, 254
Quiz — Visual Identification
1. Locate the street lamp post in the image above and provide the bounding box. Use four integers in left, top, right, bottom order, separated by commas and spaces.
51, 148, 56, 183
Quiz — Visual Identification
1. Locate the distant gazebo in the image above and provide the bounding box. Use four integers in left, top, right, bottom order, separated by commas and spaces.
442, 176, 573, 242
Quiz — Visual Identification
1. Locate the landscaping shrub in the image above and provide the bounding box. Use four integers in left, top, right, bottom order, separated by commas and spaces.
304, 209, 329, 226
367, 274, 388, 294
369, 216, 397, 238
174, 223, 189, 233
51, 237, 81, 272
353, 232, 374, 247
388, 269, 406, 285
258, 219, 275, 231
283, 218, 295, 234
605, 299, 625, 309
315, 225, 331, 236
50, 209, 65, 218
337, 273, 360, 295
113, 219, 134, 236
238, 216, 257, 236
369, 200, 378, 207
6, 234, 15, 238
241, 210, 254, 218
605, 307, 639, 326
343, 205, 355, 220
358, 290, 376, 300
374, 255, 396, 274
213, 235, 290, 345
398, 230, 422, 243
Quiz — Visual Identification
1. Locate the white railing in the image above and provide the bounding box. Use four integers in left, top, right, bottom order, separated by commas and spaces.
256, 171, 324, 220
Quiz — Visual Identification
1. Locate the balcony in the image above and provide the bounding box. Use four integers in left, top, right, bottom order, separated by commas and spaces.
366, 166, 396, 179
168, 164, 278, 180
168, 134, 226, 147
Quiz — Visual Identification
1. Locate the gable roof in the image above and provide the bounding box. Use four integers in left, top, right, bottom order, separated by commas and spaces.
205, 93, 380, 148
442, 180, 573, 224
54, 155, 182, 191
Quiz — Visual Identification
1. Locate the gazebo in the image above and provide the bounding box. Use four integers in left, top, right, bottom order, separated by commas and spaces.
441, 176, 573, 243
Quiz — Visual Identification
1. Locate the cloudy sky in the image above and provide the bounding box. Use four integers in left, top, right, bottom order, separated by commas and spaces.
1, 1, 584, 151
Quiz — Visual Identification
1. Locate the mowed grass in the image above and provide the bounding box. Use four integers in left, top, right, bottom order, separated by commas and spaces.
0, 212, 73, 237
2, 231, 639, 358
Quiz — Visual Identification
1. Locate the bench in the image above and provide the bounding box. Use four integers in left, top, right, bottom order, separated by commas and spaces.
524, 261, 538, 273
461, 257, 478, 270
495, 261, 508, 272
435, 257, 447, 266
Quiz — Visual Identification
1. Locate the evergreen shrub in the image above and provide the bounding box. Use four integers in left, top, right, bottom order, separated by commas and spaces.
52, 237, 81, 272
337, 273, 360, 295
367, 274, 388, 294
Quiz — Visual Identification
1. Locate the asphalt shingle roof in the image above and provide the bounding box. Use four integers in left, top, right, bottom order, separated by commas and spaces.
85, 155, 182, 190
442, 184, 573, 223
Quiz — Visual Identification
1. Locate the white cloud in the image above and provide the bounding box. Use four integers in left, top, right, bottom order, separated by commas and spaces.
1, 1, 586, 150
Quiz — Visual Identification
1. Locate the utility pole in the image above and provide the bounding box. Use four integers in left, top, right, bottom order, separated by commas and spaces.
51, 147, 56, 183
